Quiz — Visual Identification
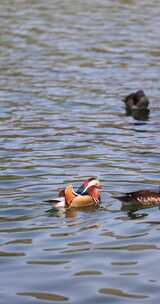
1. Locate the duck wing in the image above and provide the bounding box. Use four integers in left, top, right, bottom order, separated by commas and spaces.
64, 185, 77, 206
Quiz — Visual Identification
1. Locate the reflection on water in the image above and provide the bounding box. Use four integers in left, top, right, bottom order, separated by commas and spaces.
17, 292, 69, 302
0, 0, 160, 303
99, 287, 149, 299
125, 108, 150, 121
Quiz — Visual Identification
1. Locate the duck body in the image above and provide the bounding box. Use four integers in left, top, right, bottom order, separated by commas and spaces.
47, 178, 101, 209
116, 189, 160, 210
123, 90, 150, 120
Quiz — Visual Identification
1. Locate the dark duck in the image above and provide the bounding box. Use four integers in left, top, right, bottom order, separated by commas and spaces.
123, 90, 150, 120
116, 189, 160, 211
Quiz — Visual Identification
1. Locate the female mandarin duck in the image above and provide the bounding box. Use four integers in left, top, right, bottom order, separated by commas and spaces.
47, 177, 101, 208
116, 189, 160, 209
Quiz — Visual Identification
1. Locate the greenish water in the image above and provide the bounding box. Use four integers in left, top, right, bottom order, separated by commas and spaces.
0, 0, 160, 303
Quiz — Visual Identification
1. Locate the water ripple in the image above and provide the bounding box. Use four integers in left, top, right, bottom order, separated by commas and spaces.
0, 0, 160, 303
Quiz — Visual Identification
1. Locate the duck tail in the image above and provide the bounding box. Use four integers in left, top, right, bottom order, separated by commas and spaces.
45, 197, 66, 208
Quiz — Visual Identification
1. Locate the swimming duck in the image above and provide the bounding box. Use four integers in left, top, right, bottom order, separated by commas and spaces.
46, 177, 101, 208
123, 90, 149, 120
116, 189, 160, 209
123, 90, 149, 111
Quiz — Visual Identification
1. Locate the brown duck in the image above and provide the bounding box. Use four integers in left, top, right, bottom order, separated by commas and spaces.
116, 189, 160, 209
47, 177, 101, 208
123, 90, 149, 120
123, 90, 149, 111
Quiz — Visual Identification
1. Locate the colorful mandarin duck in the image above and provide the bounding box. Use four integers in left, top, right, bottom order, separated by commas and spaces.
47, 177, 101, 208
116, 189, 160, 209
123, 90, 149, 120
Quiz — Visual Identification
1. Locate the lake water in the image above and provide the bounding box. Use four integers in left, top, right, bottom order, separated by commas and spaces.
0, 0, 160, 303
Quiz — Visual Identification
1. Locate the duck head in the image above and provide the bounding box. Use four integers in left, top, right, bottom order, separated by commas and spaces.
77, 177, 101, 195
83, 178, 101, 204
77, 177, 98, 194
82, 178, 101, 193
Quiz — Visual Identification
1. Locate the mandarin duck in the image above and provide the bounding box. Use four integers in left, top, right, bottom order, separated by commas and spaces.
47, 177, 101, 208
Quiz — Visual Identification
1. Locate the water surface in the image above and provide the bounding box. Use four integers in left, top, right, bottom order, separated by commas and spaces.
0, 0, 160, 303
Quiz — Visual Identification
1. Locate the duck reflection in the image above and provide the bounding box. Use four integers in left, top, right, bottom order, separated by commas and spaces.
127, 108, 150, 121
120, 200, 159, 220
47, 205, 102, 219
127, 211, 148, 219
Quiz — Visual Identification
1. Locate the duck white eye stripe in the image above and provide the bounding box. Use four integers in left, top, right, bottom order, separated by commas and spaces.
84, 179, 100, 192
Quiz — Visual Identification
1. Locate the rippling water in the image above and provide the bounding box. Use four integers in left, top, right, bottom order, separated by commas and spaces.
0, 0, 160, 303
